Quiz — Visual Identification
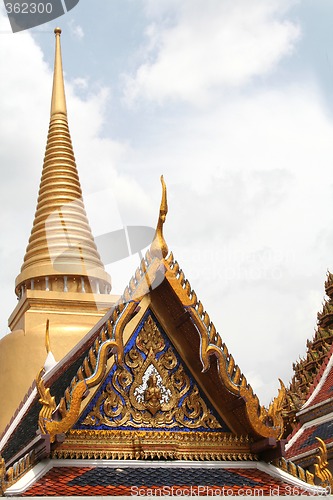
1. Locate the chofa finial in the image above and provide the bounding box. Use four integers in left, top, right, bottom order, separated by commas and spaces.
314, 437, 333, 489
43, 319, 56, 372
150, 175, 168, 259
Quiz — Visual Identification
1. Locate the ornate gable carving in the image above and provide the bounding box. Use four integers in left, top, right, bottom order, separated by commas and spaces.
76, 314, 228, 432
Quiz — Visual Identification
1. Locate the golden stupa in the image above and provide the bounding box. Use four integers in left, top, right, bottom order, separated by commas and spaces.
0, 29, 118, 434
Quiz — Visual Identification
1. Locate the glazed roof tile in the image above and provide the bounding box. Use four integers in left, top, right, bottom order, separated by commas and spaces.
303, 345, 333, 409
286, 420, 333, 459
21, 466, 311, 497
286, 346, 333, 463
0, 248, 286, 470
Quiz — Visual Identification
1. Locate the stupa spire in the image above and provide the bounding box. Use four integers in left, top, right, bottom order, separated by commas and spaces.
15, 28, 111, 296
51, 27, 67, 117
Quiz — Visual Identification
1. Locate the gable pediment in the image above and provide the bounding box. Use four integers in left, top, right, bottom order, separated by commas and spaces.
29, 251, 285, 462
75, 311, 229, 433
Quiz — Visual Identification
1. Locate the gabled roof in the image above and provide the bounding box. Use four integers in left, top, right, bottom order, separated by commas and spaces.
31, 248, 286, 444
286, 345, 333, 466
4, 155, 324, 495
4, 460, 324, 497
284, 273, 333, 425
286, 416, 333, 463
302, 343, 333, 410
0, 219, 325, 493
0, 245, 291, 493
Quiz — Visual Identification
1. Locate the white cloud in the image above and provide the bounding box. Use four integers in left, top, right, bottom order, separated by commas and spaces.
1, 1, 333, 410
68, 19, 84, 40
124, 0, 300, 105
121, 80, 333, 404
72, 77, 88, 89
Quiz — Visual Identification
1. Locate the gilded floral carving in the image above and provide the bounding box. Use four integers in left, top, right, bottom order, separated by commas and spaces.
80, 315, 222, 431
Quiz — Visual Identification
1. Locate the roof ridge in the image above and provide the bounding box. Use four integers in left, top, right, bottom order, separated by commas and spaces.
305, 343, 333, 402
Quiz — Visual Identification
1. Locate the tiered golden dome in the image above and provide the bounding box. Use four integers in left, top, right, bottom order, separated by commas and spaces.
15, 28, 111, 296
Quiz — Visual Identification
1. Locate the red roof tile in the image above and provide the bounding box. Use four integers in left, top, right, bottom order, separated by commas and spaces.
21, 466, 314, 497
286, 347, 333, 463
286, 421, 333, 459
305, 346, 333, 408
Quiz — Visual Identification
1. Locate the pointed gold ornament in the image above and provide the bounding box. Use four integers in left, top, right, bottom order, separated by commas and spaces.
314, 437, 333, 489
150, 176, 168, 259
36, 366, 56, 434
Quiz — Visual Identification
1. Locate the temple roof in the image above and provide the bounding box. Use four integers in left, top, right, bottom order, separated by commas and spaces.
32, 247, 286, 443
285, 344, 333, 467
286, 417, 333, 465
4, 460, 324, 497
1, 246, 285, 454
2, 28, 328, 497
283, 273, 333, 435
15, 28, 111, 296
302, 343, 333, 410
1, 238, 311, 496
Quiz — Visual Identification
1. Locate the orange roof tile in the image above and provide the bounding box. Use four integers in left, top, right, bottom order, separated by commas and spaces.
21, 465, 315, 497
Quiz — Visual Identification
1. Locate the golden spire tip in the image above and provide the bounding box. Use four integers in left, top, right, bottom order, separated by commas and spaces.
51, 26, 67, 117
150, 175, 168, 259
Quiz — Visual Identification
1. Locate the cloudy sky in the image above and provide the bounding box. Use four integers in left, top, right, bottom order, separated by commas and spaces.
1, 0, 333, 406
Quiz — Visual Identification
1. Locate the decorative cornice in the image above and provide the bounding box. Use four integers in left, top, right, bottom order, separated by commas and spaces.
1, 449, 36, 493
53, 430, 256, 461
273, 457, 314, 485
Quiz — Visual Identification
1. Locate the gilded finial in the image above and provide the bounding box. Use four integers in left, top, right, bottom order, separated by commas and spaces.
314, 437, 333, 489
150, 175, 168, 259
51, 26, 67, 116
36, 367, 56, 434
43, 319, 57, 371
45, 319, 50, 354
